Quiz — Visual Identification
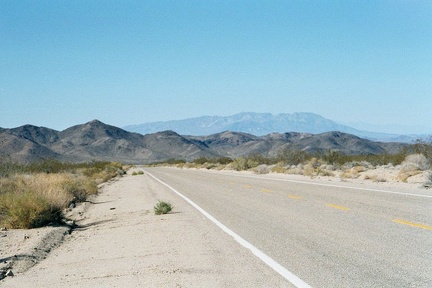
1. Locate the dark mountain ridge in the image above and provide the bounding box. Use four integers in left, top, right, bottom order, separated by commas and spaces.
0, 120, 407, 164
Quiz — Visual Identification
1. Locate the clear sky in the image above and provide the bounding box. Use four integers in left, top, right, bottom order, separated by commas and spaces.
1, 1, 431, 134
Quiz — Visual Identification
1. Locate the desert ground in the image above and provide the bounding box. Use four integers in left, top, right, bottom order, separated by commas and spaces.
0, 168, 294, 287
1, 166, 430, 287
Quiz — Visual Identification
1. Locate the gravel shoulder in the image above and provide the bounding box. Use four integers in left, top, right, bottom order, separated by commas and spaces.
0, 169, 291, 287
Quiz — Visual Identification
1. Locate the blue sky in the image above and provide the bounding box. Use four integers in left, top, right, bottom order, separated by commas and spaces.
1, 1, 431, 134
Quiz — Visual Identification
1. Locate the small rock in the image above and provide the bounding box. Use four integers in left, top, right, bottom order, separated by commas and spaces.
110, 207, 116, 210
421, 182, 432, 189
6, 269, 14, 277
24, 234, 30, 240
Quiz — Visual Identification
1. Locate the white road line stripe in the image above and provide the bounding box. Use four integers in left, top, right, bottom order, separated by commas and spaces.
144, 170, 312, 288
214, 172, 432, 199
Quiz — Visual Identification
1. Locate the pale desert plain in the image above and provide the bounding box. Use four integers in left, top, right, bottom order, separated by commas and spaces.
1, 165, 431, 287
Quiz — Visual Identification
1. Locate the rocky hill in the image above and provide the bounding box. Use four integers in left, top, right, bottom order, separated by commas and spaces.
0, 120, 406, 164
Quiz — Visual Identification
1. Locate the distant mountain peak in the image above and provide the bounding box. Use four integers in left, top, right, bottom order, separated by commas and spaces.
123, 112, 359, 137
88, 119, 104, 125
123, 112, 427, 143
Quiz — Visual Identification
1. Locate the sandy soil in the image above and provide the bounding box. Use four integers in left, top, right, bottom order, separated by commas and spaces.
0, 169, 291, 287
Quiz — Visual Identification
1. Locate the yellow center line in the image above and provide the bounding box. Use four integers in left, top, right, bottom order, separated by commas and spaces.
392, 219, 432, 231
261, 189, 271, 193
288, 194, 302, 199
243, 185, 252, 189
326, 203, 350, 211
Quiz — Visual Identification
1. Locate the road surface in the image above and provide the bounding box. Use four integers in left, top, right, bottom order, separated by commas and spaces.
144, 167, 432, 288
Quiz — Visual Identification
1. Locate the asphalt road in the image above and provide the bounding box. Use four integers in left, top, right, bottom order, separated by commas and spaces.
144, 167, 432, 288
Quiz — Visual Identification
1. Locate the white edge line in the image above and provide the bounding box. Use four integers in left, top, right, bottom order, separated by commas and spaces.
144, 169, 312, 288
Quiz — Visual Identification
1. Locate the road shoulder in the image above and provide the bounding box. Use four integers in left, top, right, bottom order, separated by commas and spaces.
2, 169, 291, 287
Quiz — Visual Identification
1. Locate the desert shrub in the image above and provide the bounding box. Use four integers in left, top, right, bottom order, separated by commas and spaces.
352, 166, 368, 173
271, 163, 287, 174
339, 165, 368, 179
303, 165, 315, 177
396, 154, 429, 183
364, 175, 387, 182
163, 159, 186, 165
320, 164, 336, 171
319, 150, 408, 167
340, 168, 361, 179
397, 170, 422, 183
215, 157, 233, 165
285, 164, 305, 175
231, 158, 248, 171
254, 164, 271, 174
247, 154, 276, 165
229, 157, 260, 171
411, 140, 432, 163
401, 154, 430, 171
246, 158, 259, 169
154, 201, 173, 215
316, 168, 335, 177
193, 157, 209, 165
278, 149, 310, 166
0, 157, 25, 178
321, 150, 347, 166
26, 159, 74, 174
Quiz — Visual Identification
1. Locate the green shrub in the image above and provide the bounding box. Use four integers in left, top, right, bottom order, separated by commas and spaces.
154, 201, 173, 215
278, 149, 310, 166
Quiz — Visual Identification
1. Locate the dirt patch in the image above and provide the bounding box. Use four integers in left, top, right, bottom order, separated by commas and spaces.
0, 226, 70, 280
0, 180, 114, 281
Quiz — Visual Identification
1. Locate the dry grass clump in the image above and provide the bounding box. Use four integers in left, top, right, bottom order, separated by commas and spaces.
340, 165, 368, 179
284, 165, 304, 175
271, 164, 287, 174
0, 173, 74, 228
0, 191, 53, 229
316, 168, 335, 177
0, 161, 125, 229
397, 170, 422, 183
364, 174, 387, 182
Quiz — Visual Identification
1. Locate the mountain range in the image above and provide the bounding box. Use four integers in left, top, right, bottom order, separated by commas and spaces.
124, 112, 429, 143
0, 119, 406, 164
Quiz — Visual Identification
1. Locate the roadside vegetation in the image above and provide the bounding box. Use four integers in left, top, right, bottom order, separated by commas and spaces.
150, 140, 432, 186
154, 200, 173, 215
0, 159, 126, 229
